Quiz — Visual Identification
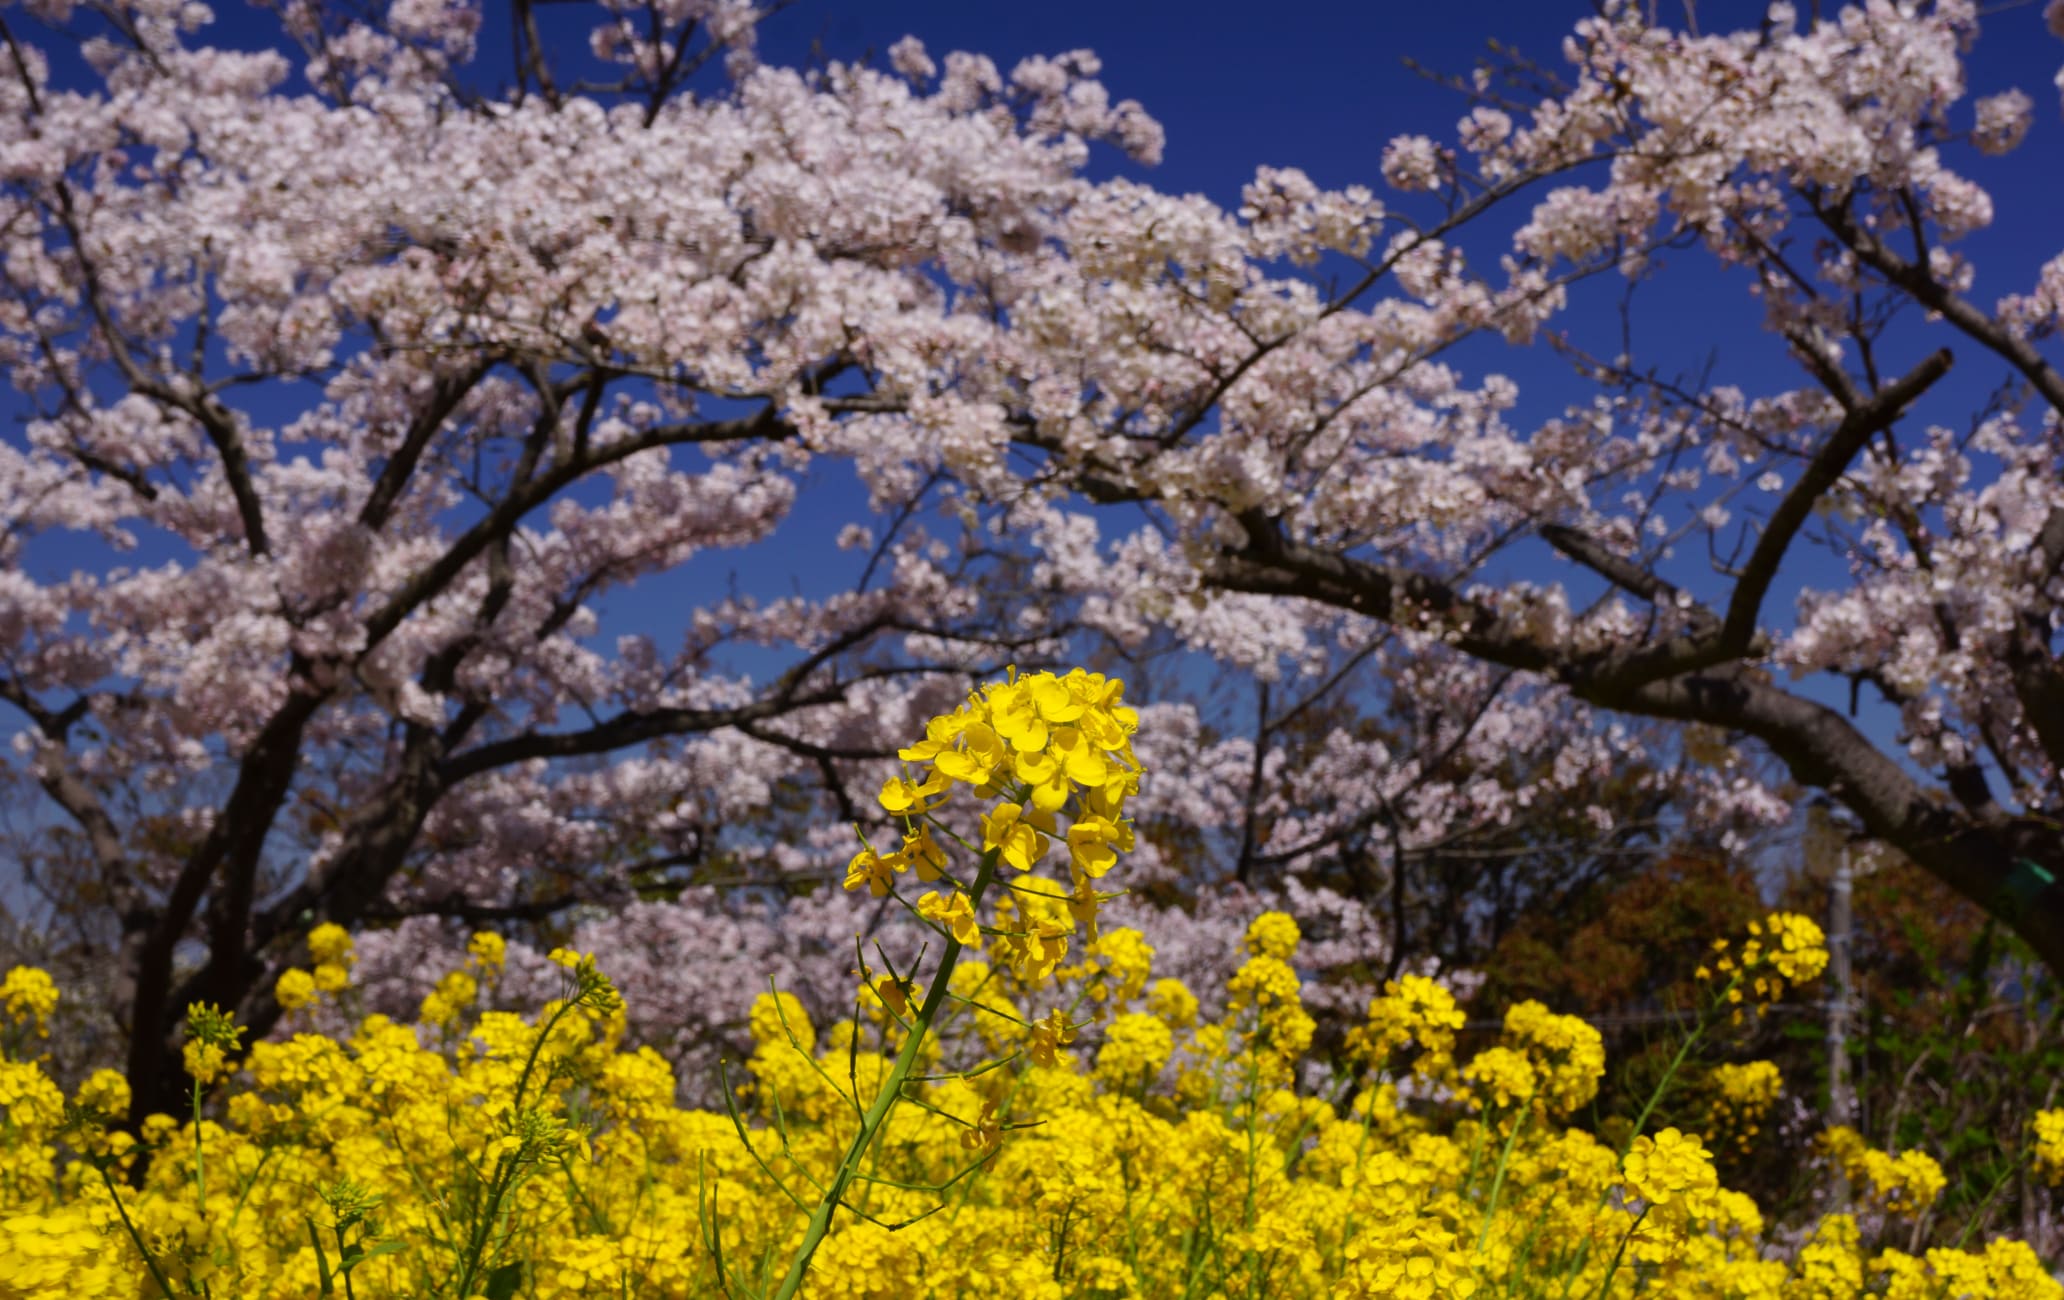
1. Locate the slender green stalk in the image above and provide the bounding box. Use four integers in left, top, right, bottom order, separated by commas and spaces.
1951, 1152, 2028, 1251
451, 1154, 522, 1299
334, 1223, 360, 1300
509, 990, 586, 1114
450, 976, 594, 1297
1592, 1205, 1647, 1299
97, 1162, 181, 1300
770, 848, 1000, 1299
1621, 1017, 1707, 1156
191, 1080, 207, 1215
1462, 1116, 1489, 1204
1476, 1110, 1528, 1252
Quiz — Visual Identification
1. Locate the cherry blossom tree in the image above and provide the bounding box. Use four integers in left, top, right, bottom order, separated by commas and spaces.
4, 0, 2060, 1122
1016, 1, 2064, 973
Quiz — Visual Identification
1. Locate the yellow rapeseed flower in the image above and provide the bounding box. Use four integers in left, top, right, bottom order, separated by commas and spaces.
1243, 911, 1301, 961
2033, 1109, 2064, 1186
879, 769, 949, 816
1622, 1127, 1718, 1206
307, 922, 355, 968
1029, 1009, 1076, 1067
916, 889, 981, 948
1818, 1126, 1947, 1215
981, 801, 1053, 873
844, 846, 899, 896
1462, 1046, 1538, 1113
181, 1002, 243, 1085
0, 967, 59, 1037
1710, 1060, 1783, 1150
901, 826, 949, 881
274, 967, 319, 1012
468, 930, 507, 974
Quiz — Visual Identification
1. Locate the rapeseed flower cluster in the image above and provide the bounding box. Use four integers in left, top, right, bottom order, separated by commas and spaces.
1621, 1127, 1719, 1206
1707, 1060, 1784, 1153
1498, 1000, 1606, 1118
1349, 973, 1469, 1079
0, 679, 2057, 1297
0, 968, 57, 1040
1818, 1126, 1950, 1216
2036, 1110, 2064, 1187
860, 666, 1141, 944
1698, 912, 1830, 1018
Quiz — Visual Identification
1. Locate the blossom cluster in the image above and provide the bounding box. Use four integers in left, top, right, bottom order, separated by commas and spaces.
854, 665, 1141, 948
1819, 1126, 1953, 1218
1697, 912, 1831, 1018
269, 924, 356, 1014
2039, 1110, 2064, 1188
1707, 1059, 1784, 1154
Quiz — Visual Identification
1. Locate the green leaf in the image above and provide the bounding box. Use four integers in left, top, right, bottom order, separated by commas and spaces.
484, 1260, 524, 1300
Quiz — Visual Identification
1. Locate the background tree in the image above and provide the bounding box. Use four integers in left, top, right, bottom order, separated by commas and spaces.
1478, 836, 2061, 1255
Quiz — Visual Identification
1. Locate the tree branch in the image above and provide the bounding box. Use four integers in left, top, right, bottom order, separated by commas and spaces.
358, 357, 499, 531
1813, 197, 2064, 417
1719, 347, 1953, 652
1540, 522, 1718, 630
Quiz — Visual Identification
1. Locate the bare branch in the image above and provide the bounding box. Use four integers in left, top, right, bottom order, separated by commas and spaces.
1719, 347, 1953, 652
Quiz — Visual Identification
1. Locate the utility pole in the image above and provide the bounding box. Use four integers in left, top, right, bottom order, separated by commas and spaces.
1806, 801, 1860, 1211
1827, 830, 1856, 1130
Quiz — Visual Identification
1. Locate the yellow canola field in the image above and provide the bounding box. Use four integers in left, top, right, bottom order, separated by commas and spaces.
0, 910, 2057, 1299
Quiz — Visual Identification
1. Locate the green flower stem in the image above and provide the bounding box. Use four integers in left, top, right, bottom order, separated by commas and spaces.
1622, 1016, 1707, 1156
1558, 986, 1730, 1299
1476, 1110, 1528, 1253
333, 1222, 360, 1300
1951, 1152, 2030, 1251
772, 846, 1000, 1300
451, 982, 592, 1297
1619, 975, 1739, 1162
1593, 1204, 1648, 1300
191, 1080, 208, 1216
452, 1154, 522, 1299
97, 1162, 180, 1300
